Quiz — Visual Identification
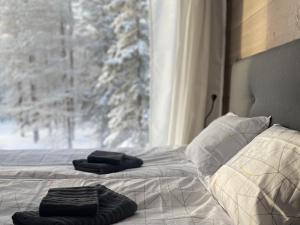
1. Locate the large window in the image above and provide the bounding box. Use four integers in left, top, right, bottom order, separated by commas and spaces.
0, 0, 149, 149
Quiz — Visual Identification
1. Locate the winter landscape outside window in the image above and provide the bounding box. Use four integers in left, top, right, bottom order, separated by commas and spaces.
0, 0, 149, 149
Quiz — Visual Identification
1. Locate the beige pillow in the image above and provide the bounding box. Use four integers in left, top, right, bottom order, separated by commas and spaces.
210, 125, 300, 225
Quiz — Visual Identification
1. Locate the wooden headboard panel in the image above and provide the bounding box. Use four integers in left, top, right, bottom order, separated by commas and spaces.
223, 0, 300, 111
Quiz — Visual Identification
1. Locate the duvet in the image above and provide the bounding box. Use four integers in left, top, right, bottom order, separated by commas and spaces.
0, 146, 233, 225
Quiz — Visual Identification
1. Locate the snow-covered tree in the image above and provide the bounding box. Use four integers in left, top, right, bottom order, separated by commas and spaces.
0, 0, 150, 149
98, 0, 149, 147
0, 0, 76, 146
71, 0, 114, 144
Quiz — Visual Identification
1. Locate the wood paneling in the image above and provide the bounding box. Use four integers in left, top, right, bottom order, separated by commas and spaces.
223, 0, 300, 112
229, 0, 300, 62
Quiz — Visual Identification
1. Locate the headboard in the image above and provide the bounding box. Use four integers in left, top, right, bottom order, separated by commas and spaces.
229, 39, 300, 131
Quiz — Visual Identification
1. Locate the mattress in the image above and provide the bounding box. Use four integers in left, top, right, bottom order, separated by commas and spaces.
0, 146, 234, 225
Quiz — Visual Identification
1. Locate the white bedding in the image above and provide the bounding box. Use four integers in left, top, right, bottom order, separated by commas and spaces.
0, 146, 233, 225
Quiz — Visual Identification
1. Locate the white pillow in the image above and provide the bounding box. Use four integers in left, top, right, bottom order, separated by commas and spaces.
185, 112, 270, 179
210, 125, 300, 225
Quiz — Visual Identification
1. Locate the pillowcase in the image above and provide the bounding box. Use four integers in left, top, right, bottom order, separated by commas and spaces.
210, 125, 300, 225
185, 112, 270, 179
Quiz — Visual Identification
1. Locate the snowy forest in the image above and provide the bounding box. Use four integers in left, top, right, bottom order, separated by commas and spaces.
0, 0, 150, 149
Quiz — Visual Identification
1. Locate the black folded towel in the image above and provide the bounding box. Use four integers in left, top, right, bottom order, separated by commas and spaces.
73, 155, 143, 175
87, 151, 125, 165
39, 186, 98, 217
12, 185, 137, 225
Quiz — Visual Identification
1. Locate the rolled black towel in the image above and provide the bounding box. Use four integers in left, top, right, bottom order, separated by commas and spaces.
87, 150, 125, 165
12, 185, 138, 225
73, 155, 143, 175
39, 186, 98, 217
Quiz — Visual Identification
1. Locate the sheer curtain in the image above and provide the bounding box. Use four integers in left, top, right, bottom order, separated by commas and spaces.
149, 0, 226, 146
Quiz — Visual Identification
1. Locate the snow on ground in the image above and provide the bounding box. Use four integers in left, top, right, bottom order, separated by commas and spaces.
0, 121, 100, 150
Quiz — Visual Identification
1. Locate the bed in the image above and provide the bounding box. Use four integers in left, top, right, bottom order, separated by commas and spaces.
1, 39, 300, 225
0, 147, 234, 225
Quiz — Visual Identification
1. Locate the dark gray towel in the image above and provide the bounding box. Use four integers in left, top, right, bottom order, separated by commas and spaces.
12, 185, 137, 225
73, 155, 143, 175
39, 186, 98, 217
87, 151, 125, 165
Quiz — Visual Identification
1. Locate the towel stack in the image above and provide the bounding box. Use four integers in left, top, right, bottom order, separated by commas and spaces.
12, 185, 137, 225
39, 186, 99, 217
73, 150, 143, 175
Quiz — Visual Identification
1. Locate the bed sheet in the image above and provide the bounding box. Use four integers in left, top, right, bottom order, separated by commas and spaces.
0, 146, 233, 225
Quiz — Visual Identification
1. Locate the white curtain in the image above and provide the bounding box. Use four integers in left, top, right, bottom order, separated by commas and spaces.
149, 0, 226, 146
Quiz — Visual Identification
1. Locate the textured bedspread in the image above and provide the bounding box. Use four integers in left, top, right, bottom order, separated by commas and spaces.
0, 146, 233, 225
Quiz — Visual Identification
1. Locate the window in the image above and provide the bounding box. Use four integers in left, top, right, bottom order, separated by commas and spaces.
0, 0, 149, 149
